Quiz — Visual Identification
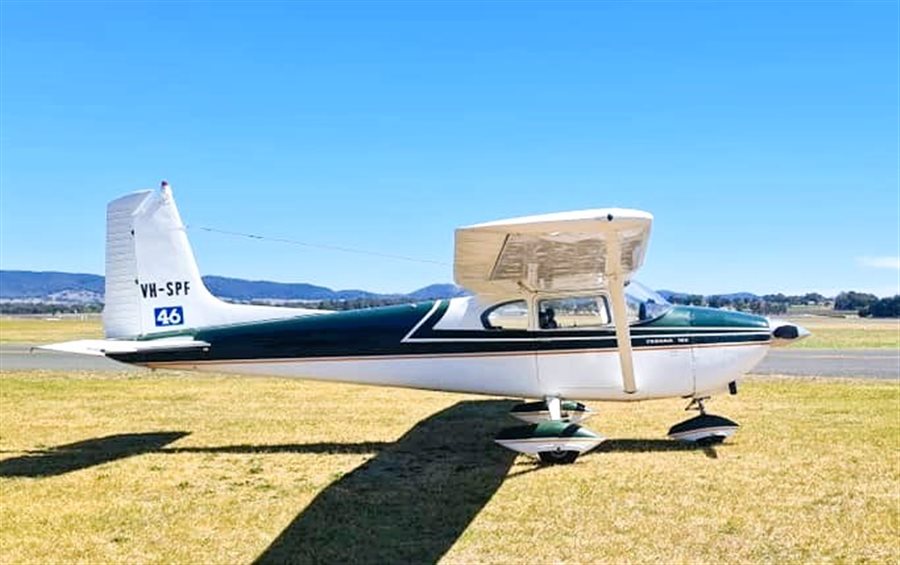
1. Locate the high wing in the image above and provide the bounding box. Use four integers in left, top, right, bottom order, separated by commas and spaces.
454, 208, 652, 297
454, 208, 653, 393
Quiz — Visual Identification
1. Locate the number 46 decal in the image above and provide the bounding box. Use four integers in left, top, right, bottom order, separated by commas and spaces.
154, 306, 184, 327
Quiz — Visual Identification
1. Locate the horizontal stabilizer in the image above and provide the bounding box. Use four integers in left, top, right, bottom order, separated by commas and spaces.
38, 338, 211, 357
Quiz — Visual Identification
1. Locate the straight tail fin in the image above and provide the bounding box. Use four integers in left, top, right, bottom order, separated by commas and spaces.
102, 182, 311, 339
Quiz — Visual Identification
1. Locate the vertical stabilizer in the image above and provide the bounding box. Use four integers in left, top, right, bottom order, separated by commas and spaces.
102, 182, 310, 339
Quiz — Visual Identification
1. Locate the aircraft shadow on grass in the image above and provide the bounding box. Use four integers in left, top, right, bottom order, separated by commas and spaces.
248, 408, 721, 563
252, 399, 518, 564
0, 400, 519, 563
0, 401, 719, 562
595, 439, 720, 459
0, 432, 190, 478
0, 436, 394, 479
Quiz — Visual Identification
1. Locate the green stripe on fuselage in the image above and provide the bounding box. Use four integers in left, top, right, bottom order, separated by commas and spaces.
109, 302, 771, 365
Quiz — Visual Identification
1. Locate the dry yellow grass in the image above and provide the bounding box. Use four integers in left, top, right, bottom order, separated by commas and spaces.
787, 316, 899, 349
0, 371, 897, 564
0, 317, 102, 344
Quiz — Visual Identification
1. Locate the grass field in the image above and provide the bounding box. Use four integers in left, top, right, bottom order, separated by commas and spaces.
0, 317, 102, 344
2, 314, 898, 349
786, 316, 899, 349
0, 371, 897, 564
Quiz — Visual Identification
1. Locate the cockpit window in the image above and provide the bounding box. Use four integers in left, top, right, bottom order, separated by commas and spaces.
625, 280, 672, 323
483, 300, 528, 330
538, 296, 611, 329
482, 282, 670, 330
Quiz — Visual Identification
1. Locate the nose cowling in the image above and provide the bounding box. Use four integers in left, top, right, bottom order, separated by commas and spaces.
768, 319, 811, 346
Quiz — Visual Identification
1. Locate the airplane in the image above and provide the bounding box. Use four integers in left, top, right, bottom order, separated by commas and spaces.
45, 182, 810, 464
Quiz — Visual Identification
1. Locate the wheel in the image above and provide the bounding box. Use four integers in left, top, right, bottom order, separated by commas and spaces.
695, 435, 726, 447
538, 450, 579, 465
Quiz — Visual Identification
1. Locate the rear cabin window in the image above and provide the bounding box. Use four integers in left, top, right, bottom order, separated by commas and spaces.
538, 296, 611, 330
483, 300, 529, 330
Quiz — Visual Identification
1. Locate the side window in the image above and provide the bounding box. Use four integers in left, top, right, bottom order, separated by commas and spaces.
483, 300, 529, 330
626, 298, 641, 325
538, 296, 611, 330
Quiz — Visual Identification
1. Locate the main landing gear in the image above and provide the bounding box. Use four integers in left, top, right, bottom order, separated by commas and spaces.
667, 397, 739, 445
536, 450, 580, 465
495, 394, 740, 464
494, 397, 605, 465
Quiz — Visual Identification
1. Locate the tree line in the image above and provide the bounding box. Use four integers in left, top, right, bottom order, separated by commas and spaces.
663, 291, 900, 317
0, 302, 103, 315
832, 292, 900, 318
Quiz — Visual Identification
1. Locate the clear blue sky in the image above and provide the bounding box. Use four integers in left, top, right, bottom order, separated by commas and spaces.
1, 1, 898, 296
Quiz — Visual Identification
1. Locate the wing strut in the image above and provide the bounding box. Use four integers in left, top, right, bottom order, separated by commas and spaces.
605, 236, 637, 394
608, 274, 637, 394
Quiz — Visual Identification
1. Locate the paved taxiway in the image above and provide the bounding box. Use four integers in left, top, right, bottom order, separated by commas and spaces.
0, 344, 897, 378
753, 348, 898, 379
0, 344, 143, 372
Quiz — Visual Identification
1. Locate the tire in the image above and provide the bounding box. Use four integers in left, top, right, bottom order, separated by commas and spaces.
538, 450, 579, 465
695, 435, 726, 447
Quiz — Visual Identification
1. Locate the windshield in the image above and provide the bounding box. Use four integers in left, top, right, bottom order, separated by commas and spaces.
625, 280, 672, 323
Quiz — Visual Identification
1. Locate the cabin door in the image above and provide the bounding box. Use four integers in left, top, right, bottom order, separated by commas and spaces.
533, 294, 622, 397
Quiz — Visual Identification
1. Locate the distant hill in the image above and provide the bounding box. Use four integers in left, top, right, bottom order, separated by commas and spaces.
202, 276, 385, 301
0, 270, 467, 303
0, 271, 104, 299
406, 284, 470, 300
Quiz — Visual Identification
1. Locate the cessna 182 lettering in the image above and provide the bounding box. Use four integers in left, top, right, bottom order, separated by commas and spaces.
45, 182, 810, 464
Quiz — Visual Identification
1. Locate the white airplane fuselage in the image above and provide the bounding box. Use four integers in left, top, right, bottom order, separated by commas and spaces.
109, 295, 785, 401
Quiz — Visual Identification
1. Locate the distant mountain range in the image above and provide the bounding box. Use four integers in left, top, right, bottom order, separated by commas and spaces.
0, 270, 777, 305
0, 270, 469, 303
0, 271, 105, 299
